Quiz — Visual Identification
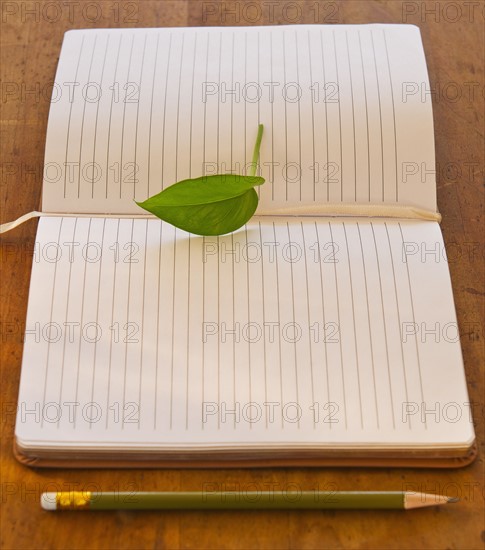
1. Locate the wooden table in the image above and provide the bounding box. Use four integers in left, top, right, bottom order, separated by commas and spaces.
1, 1, 483, 548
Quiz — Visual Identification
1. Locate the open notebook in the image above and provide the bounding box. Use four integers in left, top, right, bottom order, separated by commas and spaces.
12, 24, 475, 468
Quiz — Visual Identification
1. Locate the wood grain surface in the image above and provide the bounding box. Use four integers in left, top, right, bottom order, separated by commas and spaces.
0, 1, 483, 548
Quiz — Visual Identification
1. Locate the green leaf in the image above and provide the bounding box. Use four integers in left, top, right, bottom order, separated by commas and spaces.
137, 124, 265, 236
136, 174, 265, 236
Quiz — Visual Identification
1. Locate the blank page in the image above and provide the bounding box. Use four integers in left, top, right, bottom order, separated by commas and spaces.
15, 217, 473, 452
41, 25, 437, 216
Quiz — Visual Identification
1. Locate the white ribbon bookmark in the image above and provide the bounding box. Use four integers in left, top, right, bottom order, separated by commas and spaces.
0, 211, 43, 233
0, 204, 441, 235
257, 203, 442, 222
0, 212, 153, 234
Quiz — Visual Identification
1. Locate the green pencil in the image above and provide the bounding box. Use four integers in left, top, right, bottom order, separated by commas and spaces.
41, 491, 458, 511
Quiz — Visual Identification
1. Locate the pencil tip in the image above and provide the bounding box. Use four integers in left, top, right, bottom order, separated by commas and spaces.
447, 497, 460, 504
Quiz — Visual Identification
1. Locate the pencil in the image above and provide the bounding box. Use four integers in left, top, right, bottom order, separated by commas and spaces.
40, 491, 459, 511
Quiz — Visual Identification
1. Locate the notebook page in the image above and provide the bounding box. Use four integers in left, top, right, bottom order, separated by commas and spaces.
15, 217, 473, 451
41, 25, 436, 216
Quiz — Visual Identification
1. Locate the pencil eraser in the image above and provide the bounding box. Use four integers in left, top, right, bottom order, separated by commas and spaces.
41, 493, 57, 511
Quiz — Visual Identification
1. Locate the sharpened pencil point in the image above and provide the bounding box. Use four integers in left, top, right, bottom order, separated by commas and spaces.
447, 497, 460, 504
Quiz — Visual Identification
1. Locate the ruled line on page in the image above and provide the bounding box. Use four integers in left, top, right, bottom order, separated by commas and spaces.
133, 34, 148, 199
137, 220, 149, 429
169, 229, 177, 431
269, 33, 275, 195
119, 34, 135, 199
371, 222, 395, 429
153, 221, 163, 430
121, 219, 135, 429
282, 31, 289, 199
92, 35, 110, 198
357, 222, 379, 429
370, 30, 385, 203
344, 31, 357, 203
272, 222, 284, 429
332, 30, 344, 203
56, 218, 78, 429
230, 32, 235, 176
202, 33, 209, 178
147, 34, 160, 197
188, 33, 197, 180
385, 222, 411, 430
357, 31, 371, 202
256, 31, 261, 154
258, 223, 269, 428
307, 29, 316, 193
63, 35, 85, 199
161, 33, 173, 189
383, 29, 399, 203
73, 218, 93, 428
105, 35, 122, 200
399, 222, 427, 429
244, 31, 248, 181
231, 232, 236, 429
148, 35, 164, 195
215, 32, 222, 172
314, 222, 331, 430
36, 218, 61, 430
216, 235, 221, 431
105, 218, 121, 430
89, 218, 106, 429
245, 227, 252, 429
319, 30, 330, 202
328, 221, 348, 430
301, 222, 316, 425
201, 235, 206, 431
294, 29, 303, 199
175, 34, 186, 183
286, 222, 300, 429
185, 233, 191, 430
342, 222, 363, 429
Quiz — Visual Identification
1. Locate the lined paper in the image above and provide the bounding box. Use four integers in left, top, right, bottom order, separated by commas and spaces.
42, 25, 436, 215
16, 217, 473, 451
